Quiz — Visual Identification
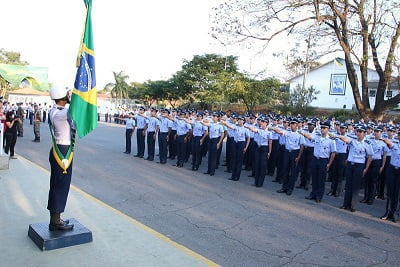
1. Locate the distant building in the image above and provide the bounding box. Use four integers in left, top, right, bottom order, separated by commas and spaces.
287, 58, 398, 110
8, 87, 51, 105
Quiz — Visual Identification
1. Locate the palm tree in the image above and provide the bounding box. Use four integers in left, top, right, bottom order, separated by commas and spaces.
105, 71, 130, 99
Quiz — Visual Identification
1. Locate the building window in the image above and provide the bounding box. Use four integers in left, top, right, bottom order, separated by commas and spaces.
369, 89, 376, 97
386, 90, 393, 98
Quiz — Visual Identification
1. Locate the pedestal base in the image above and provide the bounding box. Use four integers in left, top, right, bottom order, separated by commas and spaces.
28, 218, 92, 251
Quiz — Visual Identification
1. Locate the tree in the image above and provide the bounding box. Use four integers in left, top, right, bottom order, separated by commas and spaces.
223, 74, 283, 113
212, 0, 400, 119
105, 71, 130, 99
174, 54, 239, 108
289, 84, 320, 111
0, 48, 29, 96
0, 48, 28, 65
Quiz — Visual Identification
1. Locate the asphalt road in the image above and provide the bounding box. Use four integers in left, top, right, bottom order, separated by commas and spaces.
16, 120, 400, 266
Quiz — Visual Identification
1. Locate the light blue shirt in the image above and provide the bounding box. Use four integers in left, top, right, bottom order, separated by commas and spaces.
176, 119, 191, 136
283, 130, 305, 151
347, 138, 373, 164
334, 134, 349, 154
192, 121, 207, 137
171, 117, 178, 130
389, 140, 400, 167
312, 134, 336, 158
158, 117, 172, 133
255, 128, 272, 146
233, 125, 250, 142
209, 122, 224, 139
147, 117, 159, 132
368, 137, 388, 160
302, 129, 315, 148
277, 125, 287, 145
244, 123, 256, 138
125, 118, 136, 130
386, 137, 395, 157
135, 115, 148, 129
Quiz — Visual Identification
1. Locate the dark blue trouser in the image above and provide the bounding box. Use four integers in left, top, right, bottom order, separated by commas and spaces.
176, 135, 187, 166
311, 157, 329, 200
226, 136, 234, 171
146, 131, 156, 160
231, 141, 246, 180
267, 139, 280, 175
364, 159, 382, 202
275, 144, 285, 180
185, 136, 192, 162
244, 138, 254, 170
378, 156, 391, 198
192, 136, 203, 168
207, 138, 219, 175
330, 153, 347, 194
125, 128, 133, 153
168, 130, 177, 158
47, 145, 72, 214
282, 149, 300, 192
254, 145, 268, 187
384, 165, 400, 216
217, 140, 223, 167
136, 129, 145, 157
343, 162, 365, 209
299, 147, 314, 187
201, 136, 209, 157
158, 132, 168, 163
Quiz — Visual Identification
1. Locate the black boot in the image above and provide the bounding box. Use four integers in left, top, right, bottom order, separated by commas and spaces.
49, 213, 74, 231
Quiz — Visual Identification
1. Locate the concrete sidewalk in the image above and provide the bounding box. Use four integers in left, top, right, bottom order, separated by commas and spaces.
0, 156, 218, 267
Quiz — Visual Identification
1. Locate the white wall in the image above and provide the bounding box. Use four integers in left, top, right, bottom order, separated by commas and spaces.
289, 61, 380, 110
8, 94, 51, 106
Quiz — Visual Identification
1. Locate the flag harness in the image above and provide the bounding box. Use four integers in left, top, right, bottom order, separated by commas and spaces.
48, 108, 76, 174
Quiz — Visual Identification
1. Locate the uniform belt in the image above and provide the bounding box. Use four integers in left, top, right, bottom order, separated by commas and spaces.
393, 166, 400, 170
315, 156, 328, 160
287, 149, 299, 153
56, 140, 71, 145
349, 162, 364, 165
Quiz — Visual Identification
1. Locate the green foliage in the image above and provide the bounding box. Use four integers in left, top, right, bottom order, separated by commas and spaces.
174, 54, 239, 108
331, 109, 359, 123
105, 71, 130, 99
289, 84, 319, 110
0, 48, 28, 65
276, 84, 319, 116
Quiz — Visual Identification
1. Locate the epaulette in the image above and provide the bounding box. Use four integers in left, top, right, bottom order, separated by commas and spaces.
349, 135, 357, 139
315, 133, 321, 136
364, 139, 371, 144
393, 140, 399, 144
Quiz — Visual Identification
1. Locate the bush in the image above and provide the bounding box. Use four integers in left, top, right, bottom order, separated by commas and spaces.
331, 109, 360, 122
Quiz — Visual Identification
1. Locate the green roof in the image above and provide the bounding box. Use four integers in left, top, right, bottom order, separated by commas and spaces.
0, 63, 49, 91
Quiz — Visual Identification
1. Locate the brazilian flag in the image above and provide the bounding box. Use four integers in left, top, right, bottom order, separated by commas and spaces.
69, 0, 97, 138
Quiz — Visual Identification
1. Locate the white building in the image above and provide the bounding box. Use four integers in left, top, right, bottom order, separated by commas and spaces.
7, 87, 51, 105
287, 58, 397, 110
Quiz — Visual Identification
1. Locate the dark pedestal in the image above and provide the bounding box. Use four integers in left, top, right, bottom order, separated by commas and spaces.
28, 218, 93, 251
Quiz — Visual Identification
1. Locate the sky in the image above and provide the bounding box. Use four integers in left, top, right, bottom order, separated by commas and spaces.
1, 0, 287, 89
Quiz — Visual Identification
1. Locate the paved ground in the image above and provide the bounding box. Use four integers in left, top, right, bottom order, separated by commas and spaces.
0, 154, 217, 266
10, 120, 400, 266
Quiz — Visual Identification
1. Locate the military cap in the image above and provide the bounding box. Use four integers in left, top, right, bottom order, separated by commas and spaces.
320, 121, 331, 128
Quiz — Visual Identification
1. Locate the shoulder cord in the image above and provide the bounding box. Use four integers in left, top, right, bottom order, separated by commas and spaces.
48, 109, 76, 174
